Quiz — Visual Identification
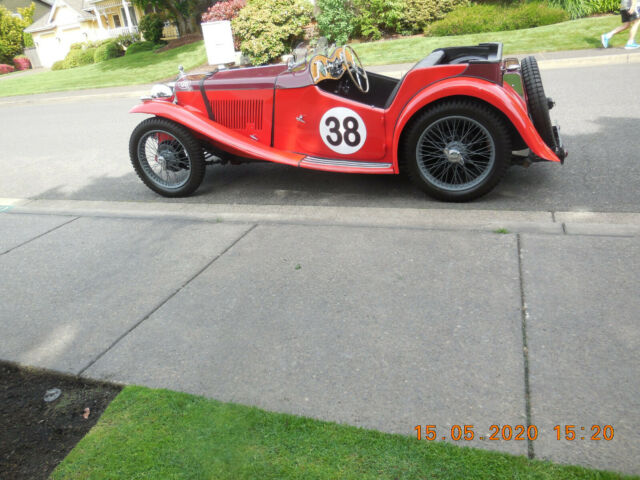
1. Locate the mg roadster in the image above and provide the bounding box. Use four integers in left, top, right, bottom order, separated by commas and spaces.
129, 42, 566, 201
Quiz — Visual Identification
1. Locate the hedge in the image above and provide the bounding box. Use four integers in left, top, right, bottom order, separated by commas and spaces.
425, 1, 569, 36
125, 41, 158, 55
93, 40, 123, 62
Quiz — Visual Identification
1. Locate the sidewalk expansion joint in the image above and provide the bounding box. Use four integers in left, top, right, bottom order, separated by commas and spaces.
76, 224, 258, 377
0, 216, 79, 256
516, 234, 535, 460
562, 223, 567, 234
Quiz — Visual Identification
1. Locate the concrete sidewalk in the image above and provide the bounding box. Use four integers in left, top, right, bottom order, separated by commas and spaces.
1, 202, 638, 476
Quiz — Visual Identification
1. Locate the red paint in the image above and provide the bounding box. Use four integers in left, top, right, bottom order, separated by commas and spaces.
132, 51, 562, 176
131, 101, 303, 167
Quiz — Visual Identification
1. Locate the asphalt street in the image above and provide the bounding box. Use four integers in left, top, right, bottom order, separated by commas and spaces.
0, 63, 639, 212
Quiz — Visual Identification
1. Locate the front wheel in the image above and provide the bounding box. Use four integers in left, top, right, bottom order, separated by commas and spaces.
129, 117, 206, 197
401, 100, 511, 202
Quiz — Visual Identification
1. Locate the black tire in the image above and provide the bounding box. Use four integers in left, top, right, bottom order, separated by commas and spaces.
401, 100, 511, 202
129, 117, 206, 197
520, 56, 556, 150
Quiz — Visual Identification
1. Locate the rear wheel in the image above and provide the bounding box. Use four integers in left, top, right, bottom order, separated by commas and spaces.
401, 100, 511, 202
129, 117, 205, 197
521, 56, 556, 150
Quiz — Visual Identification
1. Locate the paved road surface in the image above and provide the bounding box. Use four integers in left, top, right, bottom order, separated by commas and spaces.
1, 63, 639, 212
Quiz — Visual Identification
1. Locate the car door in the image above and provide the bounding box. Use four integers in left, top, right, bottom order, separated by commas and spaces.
272, 83, 387, 161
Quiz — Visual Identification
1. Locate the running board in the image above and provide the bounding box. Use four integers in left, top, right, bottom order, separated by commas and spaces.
299, 156, 394, 174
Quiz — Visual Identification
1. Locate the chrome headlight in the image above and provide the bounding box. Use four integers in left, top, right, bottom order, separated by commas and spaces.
150, 83, 174, 99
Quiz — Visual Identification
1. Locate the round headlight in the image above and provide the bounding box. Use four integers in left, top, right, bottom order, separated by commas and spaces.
150, 84, 174, 99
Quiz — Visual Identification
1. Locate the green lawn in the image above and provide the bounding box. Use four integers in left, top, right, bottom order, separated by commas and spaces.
52, 385, 633, 479
0, 15, 624, 97
0, 42, 206, 97
354, 15, 621, 66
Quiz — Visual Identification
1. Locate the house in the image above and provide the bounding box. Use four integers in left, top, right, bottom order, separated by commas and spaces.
0, 0, 54, 20
24, 0, 145, 67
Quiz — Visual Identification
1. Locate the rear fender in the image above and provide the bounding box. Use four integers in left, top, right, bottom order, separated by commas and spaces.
130, 100, 304, 167
392, 78, 561, 172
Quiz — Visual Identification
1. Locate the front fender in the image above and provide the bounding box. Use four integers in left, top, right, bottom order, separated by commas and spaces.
391, 78, 561, 171
130, 100, 304, 167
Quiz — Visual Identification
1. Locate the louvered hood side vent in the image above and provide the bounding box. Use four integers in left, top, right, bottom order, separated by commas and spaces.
210, 99, 264, 130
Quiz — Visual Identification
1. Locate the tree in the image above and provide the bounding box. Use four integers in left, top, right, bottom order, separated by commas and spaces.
131, 0, 211, 35
0, 3, 35, 63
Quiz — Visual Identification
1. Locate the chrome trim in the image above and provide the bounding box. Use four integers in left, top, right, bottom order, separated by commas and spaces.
301, 156, 392, 169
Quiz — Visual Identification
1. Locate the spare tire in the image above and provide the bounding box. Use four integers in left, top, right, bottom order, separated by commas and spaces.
521, 56, 556, 150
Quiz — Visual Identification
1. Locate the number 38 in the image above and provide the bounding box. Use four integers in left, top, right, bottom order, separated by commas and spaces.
325, 116, 361, 147
319, 107, 367, 154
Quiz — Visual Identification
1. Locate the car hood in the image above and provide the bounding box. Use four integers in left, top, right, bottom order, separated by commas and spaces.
201, 64, 289, 90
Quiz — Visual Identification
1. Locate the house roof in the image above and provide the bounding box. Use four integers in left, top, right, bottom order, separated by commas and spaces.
24, 0, 95, 33
24, 11, 53, 32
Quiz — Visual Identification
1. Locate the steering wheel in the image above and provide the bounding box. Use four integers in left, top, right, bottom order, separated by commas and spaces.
341, 46, 369, 93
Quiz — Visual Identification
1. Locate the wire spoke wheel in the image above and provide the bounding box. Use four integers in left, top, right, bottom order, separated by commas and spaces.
138, 131, 191, 189
416, 115, 495, 192
401, 100, 510, 202
129, 117, 206, 197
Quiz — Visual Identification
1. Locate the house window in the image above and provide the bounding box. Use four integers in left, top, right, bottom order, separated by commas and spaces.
113, 14, 121, 28
120, 7, 138, 26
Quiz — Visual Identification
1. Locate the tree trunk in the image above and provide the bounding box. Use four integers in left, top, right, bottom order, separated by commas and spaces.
164, 2, 188, 35
189, 14, 199, 34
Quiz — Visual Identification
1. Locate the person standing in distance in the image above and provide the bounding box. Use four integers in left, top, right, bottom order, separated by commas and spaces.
601, 0, 640, 49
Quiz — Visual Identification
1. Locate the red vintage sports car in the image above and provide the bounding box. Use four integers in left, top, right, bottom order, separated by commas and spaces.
129, 42, 566, 201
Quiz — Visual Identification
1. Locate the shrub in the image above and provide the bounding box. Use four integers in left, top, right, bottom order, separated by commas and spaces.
232, 0, 313, 65
549, 0, 619, 18
50, 46, 96, 70
13, 55, 30, 69
23, 31, 34, 48
0, 4, 34, 64
93, 40, 123, 62
401, 0, 466, 35
79, 48, 96, 65
587, 0, 619, 14
62, 49, 84, 68
114, 32, 140, 49
139, 13, 165, 44
201, 0, 246, 22
425, 1, 568, 36
0, 63, 15, 74
125, 40, 157, 55
351, 0, 406, 40
316, 0, 355, 45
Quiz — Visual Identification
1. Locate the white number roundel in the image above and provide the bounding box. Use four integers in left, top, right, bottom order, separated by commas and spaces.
319, 107, 367, 154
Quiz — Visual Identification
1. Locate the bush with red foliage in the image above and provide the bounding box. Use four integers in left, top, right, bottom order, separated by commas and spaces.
0, 64, 15, 74
13, 57, 31, 70
201, 0, 246, 22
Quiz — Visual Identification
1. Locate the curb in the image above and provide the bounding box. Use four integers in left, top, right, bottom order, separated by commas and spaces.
539, 51, 640, 69
1, 198, 639, 237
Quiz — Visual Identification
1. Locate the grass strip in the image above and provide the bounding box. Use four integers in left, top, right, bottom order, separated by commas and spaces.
0, 42, 206, 98
52, 385, 633, 479
354, 15, 622, 66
